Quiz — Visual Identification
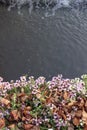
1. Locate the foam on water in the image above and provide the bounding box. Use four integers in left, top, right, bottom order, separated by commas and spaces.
3, 0, 86, 12
1, 0, 87, 13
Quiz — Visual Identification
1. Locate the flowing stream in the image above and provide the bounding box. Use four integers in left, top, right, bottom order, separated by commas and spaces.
0, 0, 87, 81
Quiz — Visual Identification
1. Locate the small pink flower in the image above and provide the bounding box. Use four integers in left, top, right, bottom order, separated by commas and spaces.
20, 76, 26, 82
0, 77, 3, 82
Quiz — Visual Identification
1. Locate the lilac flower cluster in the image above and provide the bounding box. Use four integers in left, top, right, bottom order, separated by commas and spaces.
0, 74, 87, 98
0, 74, 87, 130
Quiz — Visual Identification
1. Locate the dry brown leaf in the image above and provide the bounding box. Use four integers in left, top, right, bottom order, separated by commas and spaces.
68, 126, 74, 130
0, 98, 10, 106
36, 93, 42, 99
21, 95, 28, 102
23, 124, 33, 130
62, 113, 67, 120
10, 110, 19, 121
18, 93, 28, 102
67, 100, 76, 107
18, 93, 26, 97
57, 91, 62, 96
45, 97, 53, 104
8, 124, 16, 129
58, 110, 67, 120
73, 117, 80, 126
85, 100, 87, 107
30, 126, 40, 130
84, 124, 87, 130
28, 94, 33, 100
85, 100, 87, 112
77, 98, 84, 108
22, 116, 26, 121
63, 91, 69, 100
25, 106, 32, 111
0, 85, 4, 90
23, 109, 32, 119
82, 110, 87, 124
75, 110, 82, 118
0, 118, 5, 129
53, 96, 59, 103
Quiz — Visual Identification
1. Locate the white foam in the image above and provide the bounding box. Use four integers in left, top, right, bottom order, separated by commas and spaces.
7, 0, 87, 13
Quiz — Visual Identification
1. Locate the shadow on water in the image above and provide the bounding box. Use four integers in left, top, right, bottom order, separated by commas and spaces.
0, 4, 87, 81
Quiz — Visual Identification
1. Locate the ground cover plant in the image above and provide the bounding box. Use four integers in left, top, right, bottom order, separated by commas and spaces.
0, 74, 87, 130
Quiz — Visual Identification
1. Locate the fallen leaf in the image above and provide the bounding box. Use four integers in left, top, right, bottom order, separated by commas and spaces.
62, 113, 67, 120
21, 95, 29, 102
67, 100, 76, 107
45, 97, 53, 104
0, 84, 4, 90
10, 110, 19, 121
63, 91, 69, 100
84, 124, 87, 130
36, 93, 42, 99
85, 100, 87, 112
77, 98, 84, 108
58, 110, 67, 120
18, 93, 26, 97
18, 93, 28, 102
8, 124, 16, 129
23, 109, 32, 119
82, 110, 87, 124
22, 116, 26, 121
68, 126, 74, 130
0, 118, 5, 129
23, 124, 33, 130
0, 98, 10, 106
30, 126, 40, 130
75, 110, 82, 118
25, 106, 32, 111
73, 117, 80, 126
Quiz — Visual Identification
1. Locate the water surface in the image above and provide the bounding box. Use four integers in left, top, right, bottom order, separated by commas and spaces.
0, 6, 87, 81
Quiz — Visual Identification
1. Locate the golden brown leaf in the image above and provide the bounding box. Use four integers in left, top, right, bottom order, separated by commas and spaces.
67, 100, 76, 107
22, 116, 26, 121
10, 110, 19, 121
18, 93, 28, 102
68, 126, 74, 130
23, 109, 32, 119
63, 91, 69, 100
18, 93, 25, 97
82, 110, 87, 125
62, 113, 67, 120
45, 97, 53, 104
73, 117, 80, 126
0, 98, 10, 106
0, 118, 5, 129
58, 110, 67, 120
25, 106, 32, 111
85, 100, 87, 112
75, 110, 82, 118
30, 126, 40, 130
77, 98, 84, 108
8, 124, 16, 129
23, 124, 33, 130
84, 124, 87, 130
21, 95, 28, 102
36, 93, 42, 99
0, 85, 4, 90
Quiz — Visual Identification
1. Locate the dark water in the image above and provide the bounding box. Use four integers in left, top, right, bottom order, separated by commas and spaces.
0, 6, 87, 81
